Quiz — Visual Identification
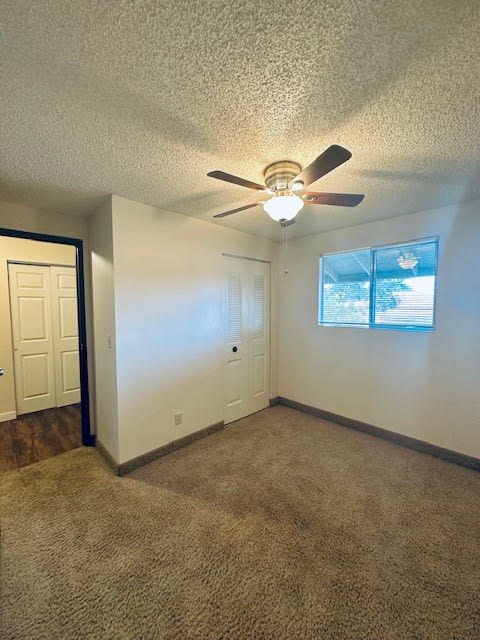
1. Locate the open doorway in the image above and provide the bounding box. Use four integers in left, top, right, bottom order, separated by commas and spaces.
0, 227, 92, 472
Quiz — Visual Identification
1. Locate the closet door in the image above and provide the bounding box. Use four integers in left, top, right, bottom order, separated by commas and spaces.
8, 264, 56, 414
50, 266, 81, 407
223, 257, 249, 423
223, 256, 270, 424
247, 259, 270, 415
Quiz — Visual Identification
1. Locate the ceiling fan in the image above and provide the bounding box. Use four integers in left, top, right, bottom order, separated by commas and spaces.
207, 145, 364, 226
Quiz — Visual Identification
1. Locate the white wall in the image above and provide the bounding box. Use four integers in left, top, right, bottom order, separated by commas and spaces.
111, 196, 278, 464
278, 200, 480, 459
0, 201, 95, 429
89, 197, 119, 460
0, 237, 75, 421
0, 201, 89, 239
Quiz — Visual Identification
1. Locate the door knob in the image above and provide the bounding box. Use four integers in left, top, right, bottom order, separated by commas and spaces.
0, 368, 4, 376
232, 346, 238, 353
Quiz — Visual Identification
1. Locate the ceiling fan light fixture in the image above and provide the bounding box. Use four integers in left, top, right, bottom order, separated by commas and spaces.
263, 193, 304, 222
208, 145, 363, 221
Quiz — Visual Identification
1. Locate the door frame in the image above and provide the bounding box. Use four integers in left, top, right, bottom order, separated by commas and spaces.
0, 226, 94, 446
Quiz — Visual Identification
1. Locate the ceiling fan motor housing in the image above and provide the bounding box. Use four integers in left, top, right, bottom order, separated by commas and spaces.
263, 161, 301, 193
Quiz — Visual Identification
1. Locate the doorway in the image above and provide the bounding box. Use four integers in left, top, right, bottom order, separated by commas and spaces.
0, 227, 92, 464
0, 406, 83, 472
223, 254, 271, 424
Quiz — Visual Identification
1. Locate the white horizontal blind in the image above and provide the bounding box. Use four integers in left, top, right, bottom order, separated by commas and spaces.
373, 240, 437, 328
319, 238, 438, 331
320, 249, 370, 325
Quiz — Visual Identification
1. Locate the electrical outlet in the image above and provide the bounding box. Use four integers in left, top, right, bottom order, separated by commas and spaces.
174, 412, 183, 426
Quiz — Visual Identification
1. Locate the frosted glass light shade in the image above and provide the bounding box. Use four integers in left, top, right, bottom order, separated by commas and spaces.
263, 194, 304, 221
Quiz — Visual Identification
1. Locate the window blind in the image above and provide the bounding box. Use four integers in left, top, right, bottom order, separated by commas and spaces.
319, 238, 438, 331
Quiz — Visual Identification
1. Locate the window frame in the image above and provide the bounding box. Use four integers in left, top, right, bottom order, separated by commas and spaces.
318, 237, 439, 332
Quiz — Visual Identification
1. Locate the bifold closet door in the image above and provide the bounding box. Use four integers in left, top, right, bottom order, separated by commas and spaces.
223, 256, 270, 424
50, 266, 81, 407
8, 264, 56, 414
8, 263, 80, 415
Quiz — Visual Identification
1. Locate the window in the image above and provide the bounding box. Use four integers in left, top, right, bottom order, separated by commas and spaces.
318, 238, 438, 331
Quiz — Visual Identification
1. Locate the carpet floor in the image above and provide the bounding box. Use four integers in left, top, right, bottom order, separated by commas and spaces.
0, 405, 479, 639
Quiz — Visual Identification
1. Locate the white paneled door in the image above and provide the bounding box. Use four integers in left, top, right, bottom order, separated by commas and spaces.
8, 263, 80, 415
8, 264, 56, 414
223, 256, 270, 424
50, 266, 81, 407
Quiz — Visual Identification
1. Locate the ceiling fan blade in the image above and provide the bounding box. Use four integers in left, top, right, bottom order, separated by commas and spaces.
294, 145, 352, 187
304, 192, 364, 207
208, 170, 265, 191
280, 219, 296, 227
213, 203, 259, 218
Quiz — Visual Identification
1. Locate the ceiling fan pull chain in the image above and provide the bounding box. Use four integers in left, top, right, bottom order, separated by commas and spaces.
282, 223, 289, 274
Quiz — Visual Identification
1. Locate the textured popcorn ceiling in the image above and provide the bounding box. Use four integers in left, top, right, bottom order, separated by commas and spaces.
1, 0, 479, 240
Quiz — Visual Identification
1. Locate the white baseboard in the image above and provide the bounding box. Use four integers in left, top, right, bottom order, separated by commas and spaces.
0, 410, 17, 423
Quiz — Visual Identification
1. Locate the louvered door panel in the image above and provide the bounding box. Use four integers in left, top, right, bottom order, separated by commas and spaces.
223, 262, 248, 423
249, 266, 269, 410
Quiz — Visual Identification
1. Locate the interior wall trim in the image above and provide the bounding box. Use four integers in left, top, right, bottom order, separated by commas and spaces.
7, 260, 74, 268
95, 439, 119, 473
0, 410, 17, 423
97, 420, 225, 476
221, 252, 271, 264
278, 397, 480, 473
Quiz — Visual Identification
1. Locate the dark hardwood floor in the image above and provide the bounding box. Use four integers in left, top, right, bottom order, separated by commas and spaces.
0, 404, 82, 473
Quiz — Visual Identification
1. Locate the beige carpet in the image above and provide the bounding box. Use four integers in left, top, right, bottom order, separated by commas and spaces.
0, 406, 479, 639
